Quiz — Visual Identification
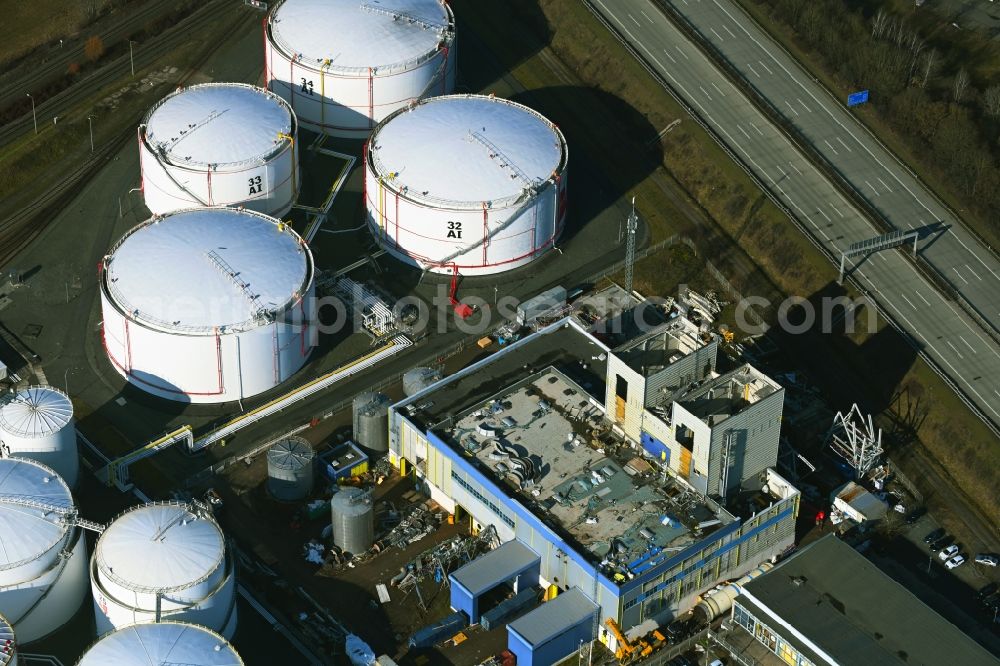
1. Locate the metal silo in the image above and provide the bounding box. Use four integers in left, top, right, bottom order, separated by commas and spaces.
402, 367, 442, 398
330, 487, 374, 554
353, 393, 390, 454
267, 437, 314, 501
0, 385, 78, 487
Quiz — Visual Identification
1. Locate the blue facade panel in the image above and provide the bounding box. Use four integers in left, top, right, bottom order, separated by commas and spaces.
640, 431, 671, 463
450, 580, 475, 625
508, 613, 594, 666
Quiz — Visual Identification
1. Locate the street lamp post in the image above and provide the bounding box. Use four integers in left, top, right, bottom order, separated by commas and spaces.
87, 115, 95, 153
129, 41, 136, 77
26, 93, 36, 134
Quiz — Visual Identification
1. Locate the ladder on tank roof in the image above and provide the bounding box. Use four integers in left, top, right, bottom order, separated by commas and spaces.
0, 494, 105, 532
158, 109, 225, 154
205, 250, 273, 323
467, 131, 541, 192
359, 4, 445, 33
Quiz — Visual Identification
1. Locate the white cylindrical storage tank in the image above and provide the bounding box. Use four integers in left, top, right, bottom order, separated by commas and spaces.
0, 458, 88, 644
365, 95, 569, 276
139, 83, 299, 217
402, 367, 442, 397
77, 622, 242, 666
264, 0, 456, 137
353, 392, 390, 454
267, 436, 314, 501
91, 502, 238, 639
331, 487, 374, 554
0, 385, 78, 487
99, 208, 316, 404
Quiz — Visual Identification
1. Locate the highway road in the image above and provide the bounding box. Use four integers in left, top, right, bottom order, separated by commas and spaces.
586, 0, 1000, 432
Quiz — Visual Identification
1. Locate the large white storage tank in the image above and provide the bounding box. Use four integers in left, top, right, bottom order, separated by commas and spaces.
264, 0, 456, 137
91, 502, 238, 638
99, 207, 316, 403
0, 385, 78, 487
365, 94, 569, 276
0, 458, 89, 644
77, 621, 242, 666
139, 83, 298, 217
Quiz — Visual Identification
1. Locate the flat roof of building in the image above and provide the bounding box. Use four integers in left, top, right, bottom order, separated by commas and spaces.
450, 540, 539, 597
675, 364, 781, 427
739, 534, 1000, 666
508, 587, 597, 647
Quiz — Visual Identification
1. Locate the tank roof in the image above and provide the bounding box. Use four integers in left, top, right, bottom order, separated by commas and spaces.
0, 458, 72, 569
0, 385, 73, 438
78, 622, 243, 665
143, 83, 293, 168
270, 0, 453, 73
268, 437, 314, 470
370, 95, 567, 208
96, 503, 225, 593
104, 208, 313, 333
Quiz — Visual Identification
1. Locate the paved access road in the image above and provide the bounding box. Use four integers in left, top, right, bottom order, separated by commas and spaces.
587, 0, 1000, 431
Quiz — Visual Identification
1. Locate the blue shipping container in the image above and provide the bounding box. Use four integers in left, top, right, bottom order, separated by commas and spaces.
409, 611, 468, 648
481, 589, 539, 631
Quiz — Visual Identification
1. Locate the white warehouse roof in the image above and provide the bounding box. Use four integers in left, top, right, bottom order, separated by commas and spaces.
0, 458, 73, 568
78, 622, 243, 665
270, 0, 452, 73
96, 504, 225, 593
370, 95, 566, 208
105, 208, 312, 332
144, 83, 293, 168
0, 386, 72, 438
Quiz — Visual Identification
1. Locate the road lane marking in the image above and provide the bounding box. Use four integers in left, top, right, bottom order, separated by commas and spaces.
775, 164, 788, 178
675, 45, 689, 60
824, 139, 839, 155
818, 208, 831, 222
711, 81, 726, 96
879, 254, 888, 262
738, 125, 751, 139
877, 177, 893, 193
916, 291, 930, 306
865, 180, 879, 196
699, 86, 712, 100
663, 48, 676, 64
784, 100, 799, 117
905, 221, 915, 230
758, 60, 774, 75
954, 267, 969, 284
628, 13, 640, 26
966, 264, 983, 281
749, 122, 764, 136
710, 27, 724, 41
747, 63, 761, 77
901, 293, 916, 310
723, 25, 737, 38
797, 98, 811, 113
946, 340, 964, 359
960, 336, 977, 353
790, 162, 802, 176
836, 137, 852, 153
640, 9, 654, 23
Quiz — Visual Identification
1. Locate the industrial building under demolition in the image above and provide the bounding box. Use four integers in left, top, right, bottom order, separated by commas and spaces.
388, 317, 799, 665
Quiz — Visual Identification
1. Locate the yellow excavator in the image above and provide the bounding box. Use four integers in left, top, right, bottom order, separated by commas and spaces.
604, 619, 667, 664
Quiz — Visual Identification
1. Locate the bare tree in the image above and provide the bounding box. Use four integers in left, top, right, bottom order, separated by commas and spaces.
920, 48, 937, 88
953, 68, 970, 103
872, 9, 889, 40
984, 85, 1000, 118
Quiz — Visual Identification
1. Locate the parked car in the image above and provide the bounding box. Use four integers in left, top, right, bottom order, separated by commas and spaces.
940, 544, 960, 561
946, 554, 966, 570
978, 582, 998, 600
905, 507, 927, 524
930, 536, 954, 553
924, 528, 945, 544
975, 554, 999, 567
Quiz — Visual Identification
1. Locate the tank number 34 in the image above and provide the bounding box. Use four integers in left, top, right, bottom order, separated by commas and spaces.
248, 175, 262, 195
300, 78, 314, 96
446, 221, 462, 239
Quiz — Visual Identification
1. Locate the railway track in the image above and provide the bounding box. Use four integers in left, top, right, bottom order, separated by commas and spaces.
0, 0, 231, 151
0, 0, 247, 268
0, 1, 180, 116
